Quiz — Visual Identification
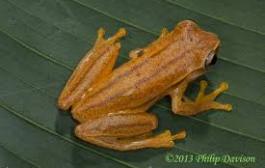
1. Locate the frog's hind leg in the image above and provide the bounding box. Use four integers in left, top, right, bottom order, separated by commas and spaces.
170, 80, 232, 116
58, 28, 126, 110
75, 112, 186, 151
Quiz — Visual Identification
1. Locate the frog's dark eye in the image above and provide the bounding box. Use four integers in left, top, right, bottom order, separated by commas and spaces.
209, 54, 217, 65
205, 51, 218, 66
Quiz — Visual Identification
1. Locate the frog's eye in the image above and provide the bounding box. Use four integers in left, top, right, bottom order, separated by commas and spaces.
210, 54, 217, 65
205, 51, 217, 66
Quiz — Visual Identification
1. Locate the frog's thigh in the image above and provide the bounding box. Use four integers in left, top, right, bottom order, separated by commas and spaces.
75, 112, 186, 151
72, 97, 159, 123
169, 80, 232, 116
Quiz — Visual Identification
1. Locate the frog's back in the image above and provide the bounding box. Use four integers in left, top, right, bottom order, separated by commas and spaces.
73, 20, 220, 114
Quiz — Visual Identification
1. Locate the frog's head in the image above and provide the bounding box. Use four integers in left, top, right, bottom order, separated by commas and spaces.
203, 34, 220, 67
175, 20, 221, 70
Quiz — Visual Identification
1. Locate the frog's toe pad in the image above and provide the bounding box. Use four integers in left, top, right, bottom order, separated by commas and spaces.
196, 80, 229, 101
195, 80, 232, 112
171, 129, 187, 140
211, 102, 233, 111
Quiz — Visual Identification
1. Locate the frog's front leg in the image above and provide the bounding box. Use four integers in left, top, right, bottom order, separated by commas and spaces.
170, 80, 232, 116
75, 111, 186, 151
58, 28, 126, 110
128, 27, 169, 59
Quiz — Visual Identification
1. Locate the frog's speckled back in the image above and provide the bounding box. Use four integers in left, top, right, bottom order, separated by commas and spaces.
73, 20, 220, 115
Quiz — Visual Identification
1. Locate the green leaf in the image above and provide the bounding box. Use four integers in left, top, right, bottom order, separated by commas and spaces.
0, 0, 264, 168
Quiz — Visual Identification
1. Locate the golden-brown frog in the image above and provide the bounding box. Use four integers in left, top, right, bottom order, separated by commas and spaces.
57, 20, 232, 151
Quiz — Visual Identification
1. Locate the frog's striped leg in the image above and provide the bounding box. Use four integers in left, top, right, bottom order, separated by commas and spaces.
58, 28, 126, 110
74, 112, 186, 151
72, 96, 160, 123
170, 80, 232, 116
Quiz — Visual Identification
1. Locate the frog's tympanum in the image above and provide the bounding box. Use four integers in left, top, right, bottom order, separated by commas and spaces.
58, 20, 232, 151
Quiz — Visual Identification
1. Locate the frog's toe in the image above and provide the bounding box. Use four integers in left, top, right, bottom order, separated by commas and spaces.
194, 80, 232, 112
208, 81, 229, 98
196, 80, 229, 101
195, 80, 208, 101
210, 102, 233, 112
171, 129, 187, 140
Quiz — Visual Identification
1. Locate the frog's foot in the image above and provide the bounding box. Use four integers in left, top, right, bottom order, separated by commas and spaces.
57, 28, 126, 110
74, 112, 186, 151
170, 80, 232, 116
194, 80, 232, 111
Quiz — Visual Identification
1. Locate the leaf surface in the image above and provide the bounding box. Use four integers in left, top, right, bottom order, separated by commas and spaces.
0, 0, 264, 167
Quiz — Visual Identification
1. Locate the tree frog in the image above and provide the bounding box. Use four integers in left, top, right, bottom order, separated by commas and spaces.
57, 20, 232, 151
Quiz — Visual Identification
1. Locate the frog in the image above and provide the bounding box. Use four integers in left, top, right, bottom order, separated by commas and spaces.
57, 20, 232, 151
